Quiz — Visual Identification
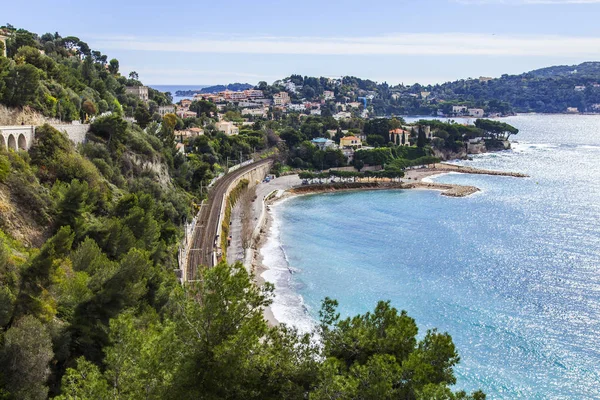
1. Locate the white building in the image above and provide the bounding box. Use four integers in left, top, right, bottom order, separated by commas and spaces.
574, 86, 586, 92
452, 105, 468, 114
284, 81, 297, 93
333, 112, 352, 121
125, 86, 149, 102
310, 109, 322, 116
273, 92, 290, 106
311, 138, 336, 150
468, 108, 485, 118
176, 127, 204, 139
323, 90, 335, 100
157, 105, 176, 117
242, 108, 267, 117
244, 89, 264, 99
215, 121, 239, 136
287, 104, 306, 112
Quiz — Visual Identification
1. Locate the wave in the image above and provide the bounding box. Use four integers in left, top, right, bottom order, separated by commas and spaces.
260, 204, 317, 334
421, 172, 456, 183
511, 142, 558, 153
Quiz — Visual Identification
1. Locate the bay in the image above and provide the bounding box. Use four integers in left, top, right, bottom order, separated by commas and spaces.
262, 114, 600, 399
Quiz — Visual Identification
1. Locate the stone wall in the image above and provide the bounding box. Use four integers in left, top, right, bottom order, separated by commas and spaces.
0, 123, 89, 151
49, 124, 89, 144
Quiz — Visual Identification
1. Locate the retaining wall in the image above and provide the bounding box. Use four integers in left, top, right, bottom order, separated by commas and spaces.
215, 161, 272, 258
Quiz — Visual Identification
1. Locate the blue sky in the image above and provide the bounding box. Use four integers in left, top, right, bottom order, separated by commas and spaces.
5, 0, 600, 85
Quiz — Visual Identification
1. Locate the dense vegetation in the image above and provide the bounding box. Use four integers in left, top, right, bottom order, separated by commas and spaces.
198, 62, 600, 116
0, 26, 492, 399
0, 121, 485, 399
0, 25, 170, 122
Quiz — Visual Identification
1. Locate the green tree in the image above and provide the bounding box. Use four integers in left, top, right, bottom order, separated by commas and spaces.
316, 299, 482, 400
417, 125, 426, 147
56, 358, 110, 400
0, 316, 54, 400
108, 58, 119, 75
134, 105, 152, 129
0, 237, 19, 328
189, 99, 217, 118
54, 179, 90, 234
3, 63, 41, 107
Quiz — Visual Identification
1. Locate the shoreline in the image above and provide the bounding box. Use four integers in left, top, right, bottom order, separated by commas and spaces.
243, 163, 527, 327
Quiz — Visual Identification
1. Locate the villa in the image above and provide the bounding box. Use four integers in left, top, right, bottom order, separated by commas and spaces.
273, 92, 291, 106
215, 121, 239, 136
311, 137, 336, 150
468, 108, 485, 118
125, 86, 149, 102
176, 127, 204, 140
323, 90, 335, 100
242, 108, 267, 117
389, 128, 411, 146
340, 135, 362, 148
157, 105, 176, 117
452, 105, 468, 114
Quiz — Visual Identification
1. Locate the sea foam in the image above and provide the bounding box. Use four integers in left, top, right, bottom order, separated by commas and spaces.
260, 204, 316, 334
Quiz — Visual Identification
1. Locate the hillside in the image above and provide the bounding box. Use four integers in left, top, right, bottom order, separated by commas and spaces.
232, 62, 600, 116
0, 25, 485, 400
527, 62, 600, 79
0, 25, 171, 124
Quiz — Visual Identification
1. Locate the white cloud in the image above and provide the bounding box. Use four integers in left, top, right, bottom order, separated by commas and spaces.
94, 33, 600, 57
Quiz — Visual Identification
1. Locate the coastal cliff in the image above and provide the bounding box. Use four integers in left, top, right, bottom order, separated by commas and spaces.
433, 140, 511, 161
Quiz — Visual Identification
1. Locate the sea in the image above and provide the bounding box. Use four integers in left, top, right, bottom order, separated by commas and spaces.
261, 114, 600, 399
148, 85, 208, 103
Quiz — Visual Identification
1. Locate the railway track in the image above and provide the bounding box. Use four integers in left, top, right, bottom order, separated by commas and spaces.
186, 158, 272, 280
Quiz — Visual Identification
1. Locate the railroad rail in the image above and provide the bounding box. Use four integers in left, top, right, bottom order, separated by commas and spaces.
185, 158, 272, 280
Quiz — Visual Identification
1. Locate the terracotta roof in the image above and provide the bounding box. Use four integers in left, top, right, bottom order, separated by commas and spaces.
389, 128, 409, 134
342, 136, 360, 141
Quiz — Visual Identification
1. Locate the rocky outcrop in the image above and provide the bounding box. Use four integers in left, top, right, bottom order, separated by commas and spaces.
434, 140, 511, 161
432, 147, 468, 161
125, 153, 173, 188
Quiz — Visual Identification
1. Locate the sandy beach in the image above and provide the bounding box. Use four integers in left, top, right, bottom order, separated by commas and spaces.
230, 163, 527, 326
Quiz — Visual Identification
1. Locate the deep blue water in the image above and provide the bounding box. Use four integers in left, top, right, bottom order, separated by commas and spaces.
261, 114, 600, 399
148, 85, 208, 103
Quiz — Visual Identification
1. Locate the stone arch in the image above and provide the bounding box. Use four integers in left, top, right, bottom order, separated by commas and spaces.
7, 134, 16, 151
0, 135, 5, 150
17, 133, 27, 150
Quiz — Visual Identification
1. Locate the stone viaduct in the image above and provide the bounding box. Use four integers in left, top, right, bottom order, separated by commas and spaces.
0, 124, 89, 151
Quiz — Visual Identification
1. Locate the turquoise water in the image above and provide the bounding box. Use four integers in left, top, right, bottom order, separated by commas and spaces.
261, 114, 600, 399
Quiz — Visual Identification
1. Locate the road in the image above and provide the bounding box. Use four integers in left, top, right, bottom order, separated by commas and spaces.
186, 158, 272, 280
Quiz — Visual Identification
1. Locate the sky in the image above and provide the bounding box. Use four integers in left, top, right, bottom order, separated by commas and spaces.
4, 0, 600, 86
